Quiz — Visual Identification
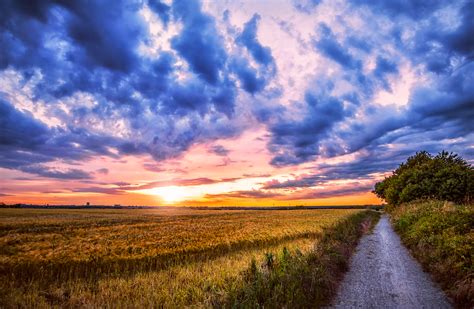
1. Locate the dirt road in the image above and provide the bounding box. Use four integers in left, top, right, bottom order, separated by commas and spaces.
331, 215, 451, 308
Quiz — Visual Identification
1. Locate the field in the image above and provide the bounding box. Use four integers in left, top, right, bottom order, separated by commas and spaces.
0, 207, 371, 307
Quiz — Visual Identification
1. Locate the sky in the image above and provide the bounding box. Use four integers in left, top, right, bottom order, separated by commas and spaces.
0, 0, 473, 206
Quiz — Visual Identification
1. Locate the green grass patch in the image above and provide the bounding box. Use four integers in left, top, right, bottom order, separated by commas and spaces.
389, 200, 473, 308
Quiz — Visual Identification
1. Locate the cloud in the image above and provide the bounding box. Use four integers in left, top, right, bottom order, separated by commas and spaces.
231, 14, 276, 94
136, 177, 240, 188
21, 166, 92, 180
230, 57, 266, 94
147, 0, 170, 25
209, 144, 230, 156
444, 1, 474, 56
262, 175, 323, 190
268, 91, 346, 166
205, 190, 282, 199
373, 56, 398, 90
0, 98, 49, 149
262, 0, 473, 169
237, 14, 275, 67
0, 98, 117, 179
408, 63, 474, 134
0, 0, 252, 177
67, 177, 242, 196
71, 186, 125, 195
292, 0, 322, 13
314, 23, 361, 71
350, 0, 450, 19
96, 168, 109, 175
64, 1, 145, 72
1, 0, 473, 197
171, 0, 227, 85
284, 184, 374, 200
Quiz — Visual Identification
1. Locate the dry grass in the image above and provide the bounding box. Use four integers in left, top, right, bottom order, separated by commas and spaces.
0, 207, 360, 307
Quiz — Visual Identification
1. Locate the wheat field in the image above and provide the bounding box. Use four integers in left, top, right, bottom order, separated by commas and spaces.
0, 207, 360, 307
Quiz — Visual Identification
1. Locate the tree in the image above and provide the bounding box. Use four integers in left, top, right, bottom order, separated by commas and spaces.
373, 151, 473, 205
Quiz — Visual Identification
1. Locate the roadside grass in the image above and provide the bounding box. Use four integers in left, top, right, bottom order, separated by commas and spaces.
389, 200, 473, 308
221, 210, 381, 308
0, 208, 365, 307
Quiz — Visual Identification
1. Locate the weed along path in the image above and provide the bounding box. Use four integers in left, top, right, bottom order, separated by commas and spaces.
331, 215, 451, 308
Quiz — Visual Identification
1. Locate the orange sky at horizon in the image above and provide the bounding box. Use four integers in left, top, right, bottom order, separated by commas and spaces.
1, 127, 384, 207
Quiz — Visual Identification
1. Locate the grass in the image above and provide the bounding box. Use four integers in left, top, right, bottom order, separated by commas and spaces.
222, 210, 380, 308
0, 207, 373, 307
389, 200, 473, 308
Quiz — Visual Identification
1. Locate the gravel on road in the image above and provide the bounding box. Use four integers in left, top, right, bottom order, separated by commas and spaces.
330, 215, 451, 309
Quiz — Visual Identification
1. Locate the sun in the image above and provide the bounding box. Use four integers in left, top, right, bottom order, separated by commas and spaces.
153, 186, 187, 203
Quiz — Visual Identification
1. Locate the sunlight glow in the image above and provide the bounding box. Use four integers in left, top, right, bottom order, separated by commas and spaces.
152, 186, 188, 203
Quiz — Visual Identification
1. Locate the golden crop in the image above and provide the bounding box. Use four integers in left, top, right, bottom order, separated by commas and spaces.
0, 208, 360, 307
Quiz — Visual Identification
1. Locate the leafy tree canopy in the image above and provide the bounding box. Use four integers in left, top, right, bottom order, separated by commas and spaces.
373, 151, 474, 205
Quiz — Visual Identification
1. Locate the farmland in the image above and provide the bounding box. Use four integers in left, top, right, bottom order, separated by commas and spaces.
0, 207, 372, 307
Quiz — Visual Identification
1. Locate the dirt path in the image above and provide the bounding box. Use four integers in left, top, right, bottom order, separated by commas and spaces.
331, 215, 451, 308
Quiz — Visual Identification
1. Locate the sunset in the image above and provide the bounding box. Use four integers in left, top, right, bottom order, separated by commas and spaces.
0, 0, 473, 307
2, 0, 472, 207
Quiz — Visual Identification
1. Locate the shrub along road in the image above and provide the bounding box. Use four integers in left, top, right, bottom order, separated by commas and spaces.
331, 215, 451, 308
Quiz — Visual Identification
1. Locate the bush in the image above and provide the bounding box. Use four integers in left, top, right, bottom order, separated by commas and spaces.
373, 151, 473, 205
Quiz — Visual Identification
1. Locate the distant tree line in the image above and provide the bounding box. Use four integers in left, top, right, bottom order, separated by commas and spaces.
373, 151, 473, 205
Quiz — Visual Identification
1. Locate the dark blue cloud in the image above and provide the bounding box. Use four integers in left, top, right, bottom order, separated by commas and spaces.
345, 36, 372, 53
373, 56, 398, 90
408, 63, 474, 134
232, 14, 276, 94
63, 1, 145, 72
269, 91, 346, 166
0, 98, 49, 149
230, 58, 266, 94
211, 77, 237, 116
147, 0, 170, 25
0, 98, 153, 179
350, 0, 449, 19
0, 0, 146, 73
264, 138, 473, 195
445, 1, 474, 56
314, 24, 361, 70
383, 1, 473, 73
166, 79, 211, 115
171, 0, 227, 85
1, 0, 472, 186
330, 63, 474, 160
292, 0, 322, 13
265, 1, 473, 169
0, 0, 247, 178
237, 14, 275, 67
